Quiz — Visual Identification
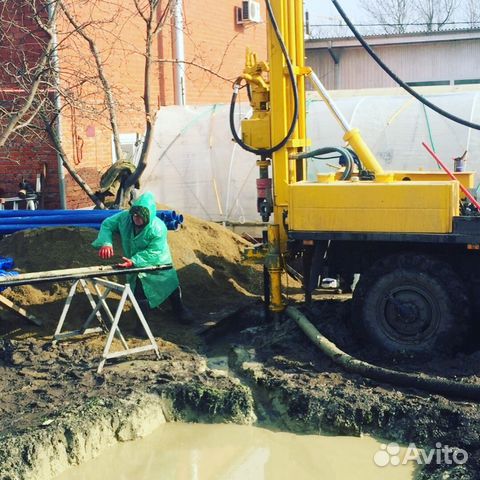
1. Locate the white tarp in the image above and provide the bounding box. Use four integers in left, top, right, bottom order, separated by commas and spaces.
142, 104, 257, 223
142, 87, 480, 222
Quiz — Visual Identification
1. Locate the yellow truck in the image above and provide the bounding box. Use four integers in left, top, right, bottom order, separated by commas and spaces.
231, 0, 480, 356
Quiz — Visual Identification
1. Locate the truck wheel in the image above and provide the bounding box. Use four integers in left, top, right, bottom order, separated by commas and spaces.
352, 254, 469, 355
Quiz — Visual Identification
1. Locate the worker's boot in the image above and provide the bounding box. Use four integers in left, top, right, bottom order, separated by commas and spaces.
169, 287, 194, 325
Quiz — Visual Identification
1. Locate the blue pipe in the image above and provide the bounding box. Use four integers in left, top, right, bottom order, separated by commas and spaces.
165, 220, 180, 231
158, 210, 177, 222
0, 214, 112, 225
0, 209, 110, 217
0, 213, 186, 225
0, 209, 181, 218
0, 210, 184, 234
0, 220, 183, 234
0, 223, 102, 234
0, 257, 14, 270
0, 269, 19, 292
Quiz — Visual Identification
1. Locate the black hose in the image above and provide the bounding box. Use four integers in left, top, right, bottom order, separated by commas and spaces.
287, 306, 480, 402
347, 148, 362, 171
294, 146, 356, 180
331, 0, 480, 131
229, 0, 299, 156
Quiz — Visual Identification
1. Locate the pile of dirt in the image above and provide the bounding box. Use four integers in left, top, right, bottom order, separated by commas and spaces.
167, 213, 263, 313
0, 213, 263, 335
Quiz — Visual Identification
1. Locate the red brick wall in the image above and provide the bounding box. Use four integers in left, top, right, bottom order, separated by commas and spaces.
159, 0, 267, 105
0, 3, 59, 207
0, 129, 59, 207
1, 0, 268, 209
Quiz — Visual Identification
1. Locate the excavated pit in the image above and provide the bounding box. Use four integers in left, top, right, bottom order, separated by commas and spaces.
0, 218, 480, 479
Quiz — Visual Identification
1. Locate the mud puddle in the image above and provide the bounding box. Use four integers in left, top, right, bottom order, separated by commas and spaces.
55, 423, 415, 480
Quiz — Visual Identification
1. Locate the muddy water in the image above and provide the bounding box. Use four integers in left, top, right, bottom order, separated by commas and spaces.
56, 423, 415, 479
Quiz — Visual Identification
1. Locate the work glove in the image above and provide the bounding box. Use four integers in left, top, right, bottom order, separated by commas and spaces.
117, 257, 134, 268
99, 245, 114, 259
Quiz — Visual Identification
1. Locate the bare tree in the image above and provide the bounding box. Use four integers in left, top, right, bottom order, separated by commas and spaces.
1, 0, 238, 210
415, 0, 460, 31
465, 0, 480, 27
36, 0, 176, 209
121, 0, 174, 205
360, 0, 460, 33
360, 0, 415, 34
59, 0, 125, 164
0, 0, 107, 207
0, 1, 57, 147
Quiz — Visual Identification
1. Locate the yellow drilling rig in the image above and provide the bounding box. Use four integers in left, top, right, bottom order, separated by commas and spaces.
230, 0, 480, 355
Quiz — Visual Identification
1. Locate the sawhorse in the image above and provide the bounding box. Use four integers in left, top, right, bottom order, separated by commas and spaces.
53, 277, 160, 373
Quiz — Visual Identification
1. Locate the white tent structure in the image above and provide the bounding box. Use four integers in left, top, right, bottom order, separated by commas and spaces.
142, 86, 480, 223
142, 103, 256, 224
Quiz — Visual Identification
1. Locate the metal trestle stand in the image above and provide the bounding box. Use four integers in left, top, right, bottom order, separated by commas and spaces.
53, 277, 160, 373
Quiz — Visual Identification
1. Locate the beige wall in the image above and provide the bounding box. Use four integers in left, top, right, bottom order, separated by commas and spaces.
307, 39, 480, 90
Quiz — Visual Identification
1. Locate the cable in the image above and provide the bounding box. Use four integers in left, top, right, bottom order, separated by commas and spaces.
229, 0, 299, 156
331, 0, 480, 131
294, 146, 356, 180
311, 154, 345, 160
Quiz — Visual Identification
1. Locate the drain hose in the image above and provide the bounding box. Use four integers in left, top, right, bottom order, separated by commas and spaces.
286, 306, 480, 402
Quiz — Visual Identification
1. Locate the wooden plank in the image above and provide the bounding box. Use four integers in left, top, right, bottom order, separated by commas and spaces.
0, 294, 42, 326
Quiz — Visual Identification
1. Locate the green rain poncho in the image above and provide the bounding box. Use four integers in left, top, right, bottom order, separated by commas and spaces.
92, 191, 179, 308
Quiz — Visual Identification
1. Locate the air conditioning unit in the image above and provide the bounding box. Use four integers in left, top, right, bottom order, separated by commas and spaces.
236, 0, 262, 24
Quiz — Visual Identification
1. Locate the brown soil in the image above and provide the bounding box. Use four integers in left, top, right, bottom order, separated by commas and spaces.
0, 217, 264, 437
1, 216, 480, 479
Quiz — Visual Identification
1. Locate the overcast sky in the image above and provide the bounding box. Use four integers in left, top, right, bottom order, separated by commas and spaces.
303, 0, 367, 37
302, 0, 470, 35
303, 0, 365, 25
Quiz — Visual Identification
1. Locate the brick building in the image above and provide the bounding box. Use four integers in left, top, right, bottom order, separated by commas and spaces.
0, 0, 266, 209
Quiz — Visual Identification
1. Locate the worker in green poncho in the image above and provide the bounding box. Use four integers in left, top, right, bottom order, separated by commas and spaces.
91, 191, 193, 326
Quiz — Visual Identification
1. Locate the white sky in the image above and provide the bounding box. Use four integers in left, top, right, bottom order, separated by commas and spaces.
302, 0, 470, 33
303, 0, 365, 25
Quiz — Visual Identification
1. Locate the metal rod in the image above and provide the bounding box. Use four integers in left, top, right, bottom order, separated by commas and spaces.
308, 70, 351, 132
422, 142, 480, 211
97, 286, 130, 373
104, 344, 158, 359
89, 281, 128, 349
0, 265, 173, 288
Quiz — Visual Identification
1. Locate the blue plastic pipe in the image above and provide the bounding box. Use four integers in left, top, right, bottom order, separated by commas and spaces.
0, 257, 14, 270
0, 269, 19, 292
0, 209, 184, 234
0, 214, 112, 225
0, 223, 102, 234
0, 209, 180, 218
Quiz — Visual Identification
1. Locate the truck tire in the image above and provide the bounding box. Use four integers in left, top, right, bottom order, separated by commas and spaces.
352, 254, 469, 355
